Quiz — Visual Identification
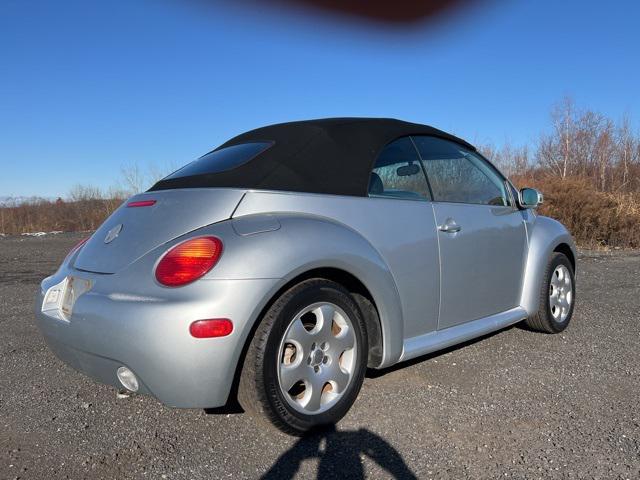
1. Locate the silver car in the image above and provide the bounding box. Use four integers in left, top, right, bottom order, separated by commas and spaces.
35, 118, 576, 435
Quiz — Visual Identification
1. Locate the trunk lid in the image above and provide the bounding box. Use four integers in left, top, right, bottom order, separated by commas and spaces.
74, 188, 246, 274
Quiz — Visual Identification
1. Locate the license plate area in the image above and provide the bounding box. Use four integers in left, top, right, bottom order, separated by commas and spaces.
42, 276, 93, 321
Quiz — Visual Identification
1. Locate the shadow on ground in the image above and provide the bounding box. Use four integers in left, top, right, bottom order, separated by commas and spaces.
366, 324, 515, 379
261, 425, 417, 479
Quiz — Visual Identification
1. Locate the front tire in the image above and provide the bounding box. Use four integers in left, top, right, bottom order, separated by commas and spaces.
238, 279, 368, 435
525, 252, 575, 333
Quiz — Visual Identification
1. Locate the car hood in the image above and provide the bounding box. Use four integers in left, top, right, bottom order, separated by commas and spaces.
73, 188, 246, 274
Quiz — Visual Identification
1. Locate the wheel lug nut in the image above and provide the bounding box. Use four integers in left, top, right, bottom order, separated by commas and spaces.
322, 356, 328, 364
314, 366, 319, 373
311, 343, 316, 350
320, 342, 327, 350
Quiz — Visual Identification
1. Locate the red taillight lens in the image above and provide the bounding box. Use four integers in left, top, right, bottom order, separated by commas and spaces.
155, 236, 223, 287
189, 319, 233, 338
64, 237, 89, 262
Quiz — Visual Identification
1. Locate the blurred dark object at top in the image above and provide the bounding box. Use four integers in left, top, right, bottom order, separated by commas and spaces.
287, 0, 470, 23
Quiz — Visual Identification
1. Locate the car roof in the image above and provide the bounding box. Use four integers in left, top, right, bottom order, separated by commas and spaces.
150, 117, 475, 197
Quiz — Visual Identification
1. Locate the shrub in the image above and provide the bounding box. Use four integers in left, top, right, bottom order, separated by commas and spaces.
513, 175, 640, 248
0, 197, 123, 235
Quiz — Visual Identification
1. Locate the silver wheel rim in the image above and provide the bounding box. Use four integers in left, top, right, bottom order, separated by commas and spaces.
549, 264, 573, 322
277, 302, 357, 415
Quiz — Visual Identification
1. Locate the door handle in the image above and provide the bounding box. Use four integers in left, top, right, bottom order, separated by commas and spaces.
438, 220, 461, 233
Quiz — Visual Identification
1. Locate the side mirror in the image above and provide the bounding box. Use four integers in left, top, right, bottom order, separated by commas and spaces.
519, 188, 543, 208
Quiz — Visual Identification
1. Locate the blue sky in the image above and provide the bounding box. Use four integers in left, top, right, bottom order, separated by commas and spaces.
1, 0, 639, 198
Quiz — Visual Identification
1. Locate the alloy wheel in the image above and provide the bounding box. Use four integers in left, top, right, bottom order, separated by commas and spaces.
549, 264, 573, 322
277, 302, 357, 415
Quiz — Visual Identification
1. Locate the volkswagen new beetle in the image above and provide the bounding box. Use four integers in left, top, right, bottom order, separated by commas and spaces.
35, 118, 576, 435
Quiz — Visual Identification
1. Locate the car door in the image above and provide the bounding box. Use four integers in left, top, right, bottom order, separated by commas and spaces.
367, 137, 441, 339
412, 136, 527, 330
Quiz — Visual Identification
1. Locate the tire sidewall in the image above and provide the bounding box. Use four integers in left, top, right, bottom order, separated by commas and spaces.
261, 281, 368, 432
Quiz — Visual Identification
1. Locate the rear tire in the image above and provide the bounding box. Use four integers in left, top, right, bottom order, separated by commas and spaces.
238, 278, 368, 435
525, 252, 575, 333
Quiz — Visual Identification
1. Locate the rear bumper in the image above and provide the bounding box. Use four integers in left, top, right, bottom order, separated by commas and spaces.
35, 269, 280, 408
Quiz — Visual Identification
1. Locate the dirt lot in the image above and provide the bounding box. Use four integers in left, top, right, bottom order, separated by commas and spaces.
1, 234, 639, 479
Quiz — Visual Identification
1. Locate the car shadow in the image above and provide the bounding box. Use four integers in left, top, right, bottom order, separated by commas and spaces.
203, 400, 244, 415
206, 324, 520, 414
366, 324, 516, 379
205, 325, 523, 477
260, 425, 417, 479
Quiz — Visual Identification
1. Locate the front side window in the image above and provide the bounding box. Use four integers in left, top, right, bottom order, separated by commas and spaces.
412, 136, 510, 206
164, 142, 272, 180
368, 137, 431, 201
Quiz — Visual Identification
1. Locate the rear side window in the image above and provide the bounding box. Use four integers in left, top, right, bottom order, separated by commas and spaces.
368, 137, 431, 201
164, 142, 272, 180
412, 136, 510, 206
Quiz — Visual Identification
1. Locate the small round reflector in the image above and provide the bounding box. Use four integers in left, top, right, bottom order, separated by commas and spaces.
155, 236, 223, 287
116, 366, 139, 392
190, 319, 233, 338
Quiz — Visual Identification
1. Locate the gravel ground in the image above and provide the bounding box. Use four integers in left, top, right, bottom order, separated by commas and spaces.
1, 234, 639, 479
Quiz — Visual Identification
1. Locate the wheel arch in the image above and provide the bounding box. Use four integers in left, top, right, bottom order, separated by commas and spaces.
224, 265, 389, 408
553, 242, 576, 272
221, 214, 405, 406
227, 213, 405, 364
260, 267, 384, 368
520, 215, 577, 315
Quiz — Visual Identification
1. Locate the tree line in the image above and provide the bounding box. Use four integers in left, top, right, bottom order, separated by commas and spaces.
0, 164, 164, 235
481, 97, 639, 193
2, 97, 639, 247
478, 97, 640, 248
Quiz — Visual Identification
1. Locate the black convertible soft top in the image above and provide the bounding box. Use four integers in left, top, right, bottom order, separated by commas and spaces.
150, 117, 475, 197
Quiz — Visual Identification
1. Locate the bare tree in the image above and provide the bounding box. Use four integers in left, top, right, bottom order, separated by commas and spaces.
478, 142, 530, 178
120, 164, 146, 196
616, 115, 639, 192
539, 96, 576, 179
120, 161, 178, 196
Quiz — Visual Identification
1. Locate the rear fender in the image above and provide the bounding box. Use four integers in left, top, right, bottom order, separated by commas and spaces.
206, 213, 405, 367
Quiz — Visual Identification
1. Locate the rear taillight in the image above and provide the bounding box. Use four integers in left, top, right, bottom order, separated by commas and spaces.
155, 236, 223, 287
64, 237, 89, 263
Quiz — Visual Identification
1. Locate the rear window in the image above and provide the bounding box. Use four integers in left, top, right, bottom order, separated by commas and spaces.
164, 142, 273, 180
